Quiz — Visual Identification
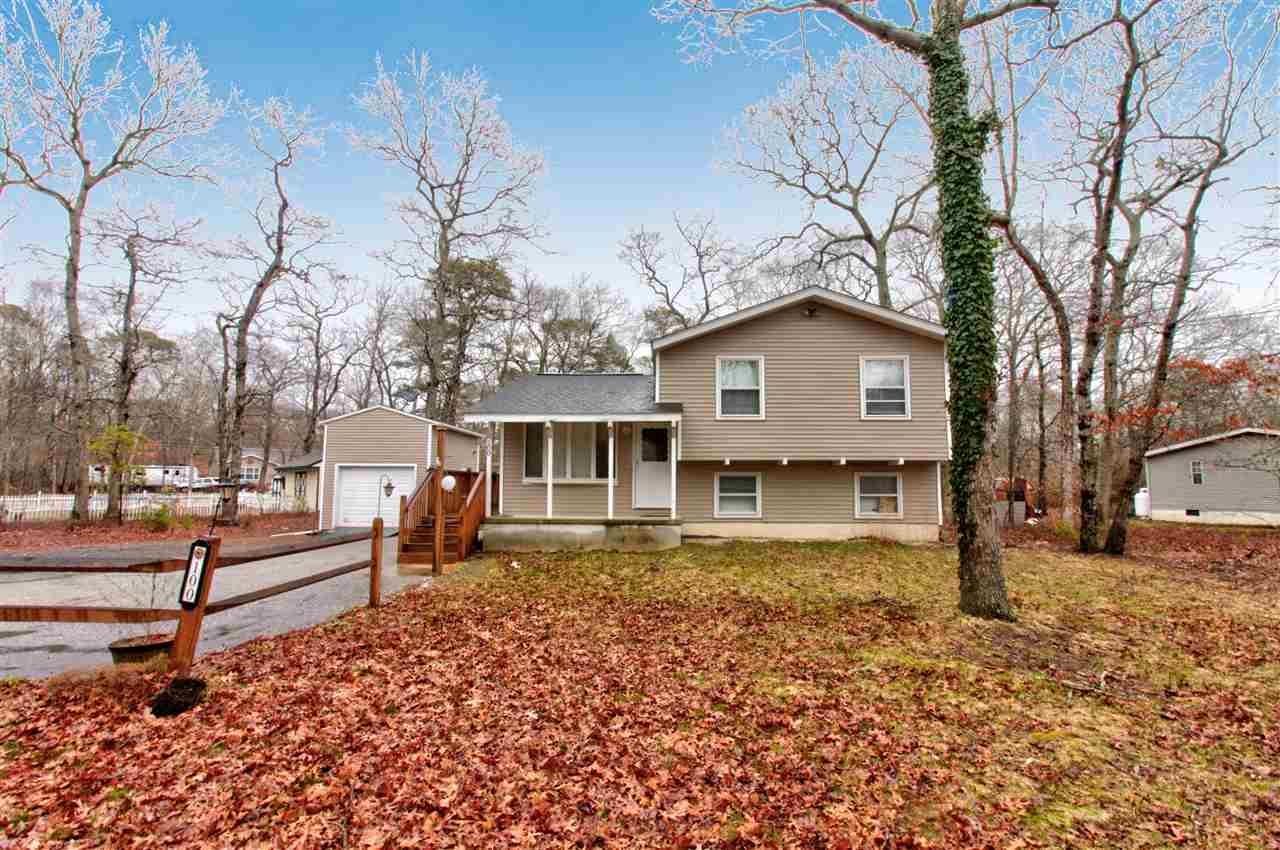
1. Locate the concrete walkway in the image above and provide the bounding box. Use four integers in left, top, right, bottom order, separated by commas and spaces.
0, 538, 427, 679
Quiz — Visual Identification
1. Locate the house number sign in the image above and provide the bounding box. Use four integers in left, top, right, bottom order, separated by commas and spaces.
179, 540, 212, 610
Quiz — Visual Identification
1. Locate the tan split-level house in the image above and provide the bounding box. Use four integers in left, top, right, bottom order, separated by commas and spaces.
463, 286, 950, 549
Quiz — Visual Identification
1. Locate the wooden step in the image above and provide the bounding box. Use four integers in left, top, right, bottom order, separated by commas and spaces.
398, 549, 460, 566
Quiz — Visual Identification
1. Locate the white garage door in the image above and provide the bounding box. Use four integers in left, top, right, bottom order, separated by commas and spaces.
335, 465, 417, 528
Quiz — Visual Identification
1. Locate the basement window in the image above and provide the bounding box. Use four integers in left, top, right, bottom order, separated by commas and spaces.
1185, 509, 1201, 517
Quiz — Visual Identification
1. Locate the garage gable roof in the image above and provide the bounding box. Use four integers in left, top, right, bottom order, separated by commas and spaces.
319, 405, 484, 438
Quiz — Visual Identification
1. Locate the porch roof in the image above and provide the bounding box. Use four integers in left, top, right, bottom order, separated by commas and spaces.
464, 373, 682, 423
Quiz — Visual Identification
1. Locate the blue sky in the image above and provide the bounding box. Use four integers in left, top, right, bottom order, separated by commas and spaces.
0, 1, 1275, 325
2, 0, 804, 320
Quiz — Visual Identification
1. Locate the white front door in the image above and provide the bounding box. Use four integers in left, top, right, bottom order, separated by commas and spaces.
335, 465, 417, 528
634, 425, 671, 509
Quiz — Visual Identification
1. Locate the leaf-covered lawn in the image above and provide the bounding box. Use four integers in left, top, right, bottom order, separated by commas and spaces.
2, 538, 1278, 848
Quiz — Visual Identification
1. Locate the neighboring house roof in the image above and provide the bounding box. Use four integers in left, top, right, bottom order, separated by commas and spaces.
465, 373, 683, 421
278, 450, 322, 471
1144, 427, 1280, 458
650, 285, 946, 352
319, 404, 485, 438
240, 447, 289, 466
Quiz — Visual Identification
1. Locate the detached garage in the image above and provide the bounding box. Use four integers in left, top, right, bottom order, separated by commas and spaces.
318, 406, 484, 530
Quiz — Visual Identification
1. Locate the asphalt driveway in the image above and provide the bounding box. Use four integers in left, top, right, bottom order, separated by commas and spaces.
0, 537, 427, 679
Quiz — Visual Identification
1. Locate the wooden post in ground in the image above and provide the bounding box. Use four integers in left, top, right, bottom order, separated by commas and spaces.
369, 517, 383, 607
170, 537, 221, 674
433, 429, 446, 576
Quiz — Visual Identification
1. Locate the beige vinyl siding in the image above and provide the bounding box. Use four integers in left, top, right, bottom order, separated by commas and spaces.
678, 461, 938, 524
434, 426, 482, 471
1148, 435, 1280, 514
659, 304, 948, 461
500, 422, 647, 518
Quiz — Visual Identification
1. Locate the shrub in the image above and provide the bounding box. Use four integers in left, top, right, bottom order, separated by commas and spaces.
176, 513, 197, 531
139, 505, 175, 533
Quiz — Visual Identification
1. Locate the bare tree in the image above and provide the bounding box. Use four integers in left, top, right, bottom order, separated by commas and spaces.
90, 203, 199, 521
619, 213, 753, 334
214, 98, 327, 524
1049, 0, 1277, 553
283, 271, 363, 454
345, 284, 404, 410
0, 0, 225, 518
731, 44, 931, 307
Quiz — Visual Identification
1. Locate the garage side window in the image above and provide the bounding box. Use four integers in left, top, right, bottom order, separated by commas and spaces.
1190, 459, 1205, 485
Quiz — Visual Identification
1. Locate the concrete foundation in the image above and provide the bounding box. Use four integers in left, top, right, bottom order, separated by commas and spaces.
481, 521, 682, 552
1150, 509, 1280, 527
681, 521, 941, 544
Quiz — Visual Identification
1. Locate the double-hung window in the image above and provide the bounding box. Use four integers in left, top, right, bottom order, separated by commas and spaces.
523, 422, 613, 481
717, 356, 764, 419
1190, 460, 1205, 486
856, 473, 903, 519
861, 356, 910, 418
715, 472, 762, 518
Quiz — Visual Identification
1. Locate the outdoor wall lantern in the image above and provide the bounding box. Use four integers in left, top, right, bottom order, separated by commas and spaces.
377, 474, 396, 520
441, 474, 457, 493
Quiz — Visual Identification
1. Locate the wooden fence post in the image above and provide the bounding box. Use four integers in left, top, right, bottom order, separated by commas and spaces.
169, 537, 221, 674
369, 517, 383, 608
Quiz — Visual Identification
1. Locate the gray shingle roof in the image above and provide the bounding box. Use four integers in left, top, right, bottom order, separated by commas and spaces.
467, 373, 680, 417
278, 449, 322, 470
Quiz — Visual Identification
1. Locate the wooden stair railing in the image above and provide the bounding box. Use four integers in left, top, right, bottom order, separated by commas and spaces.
456, 471, 485, 562
398, 468, 438, 557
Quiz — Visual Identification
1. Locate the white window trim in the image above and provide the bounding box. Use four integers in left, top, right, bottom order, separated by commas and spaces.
1190, 459, 1205, 485
521, 421, 618, 485
716, 355, 766, 420
714, 471, 763, 519
859, 355, 912, 420
855, 472, 904, 520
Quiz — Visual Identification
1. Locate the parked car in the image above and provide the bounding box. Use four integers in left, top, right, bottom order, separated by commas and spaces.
190, 477, 221, 491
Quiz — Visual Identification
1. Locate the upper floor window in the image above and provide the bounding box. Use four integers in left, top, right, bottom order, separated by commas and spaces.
523, 422, 613, 481
861, 356, 910, 418
239, 463, 261, 483
1190, 459, 1205, 485
717, 356, 764, 419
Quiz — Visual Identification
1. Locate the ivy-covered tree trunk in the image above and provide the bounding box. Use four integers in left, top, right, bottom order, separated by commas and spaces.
926, 12, 1014, 621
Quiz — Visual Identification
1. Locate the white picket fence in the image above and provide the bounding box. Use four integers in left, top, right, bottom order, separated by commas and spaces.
0, 491, 299, 525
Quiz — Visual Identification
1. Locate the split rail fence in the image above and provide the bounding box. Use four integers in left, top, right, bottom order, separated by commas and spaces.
0, 519, 385, 672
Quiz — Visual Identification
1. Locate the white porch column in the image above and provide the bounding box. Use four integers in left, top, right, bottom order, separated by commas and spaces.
484, 425, 493, 519
497, 423, 505, 516
669, 423, 678, 520
545, 421, 554, 518
607, 421, 615, 520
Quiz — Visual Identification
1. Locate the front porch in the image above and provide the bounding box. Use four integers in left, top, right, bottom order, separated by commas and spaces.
471, 416, 684, 523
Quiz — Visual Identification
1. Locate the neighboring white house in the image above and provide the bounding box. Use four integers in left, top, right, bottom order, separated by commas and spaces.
1145, 427, 1280, 526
